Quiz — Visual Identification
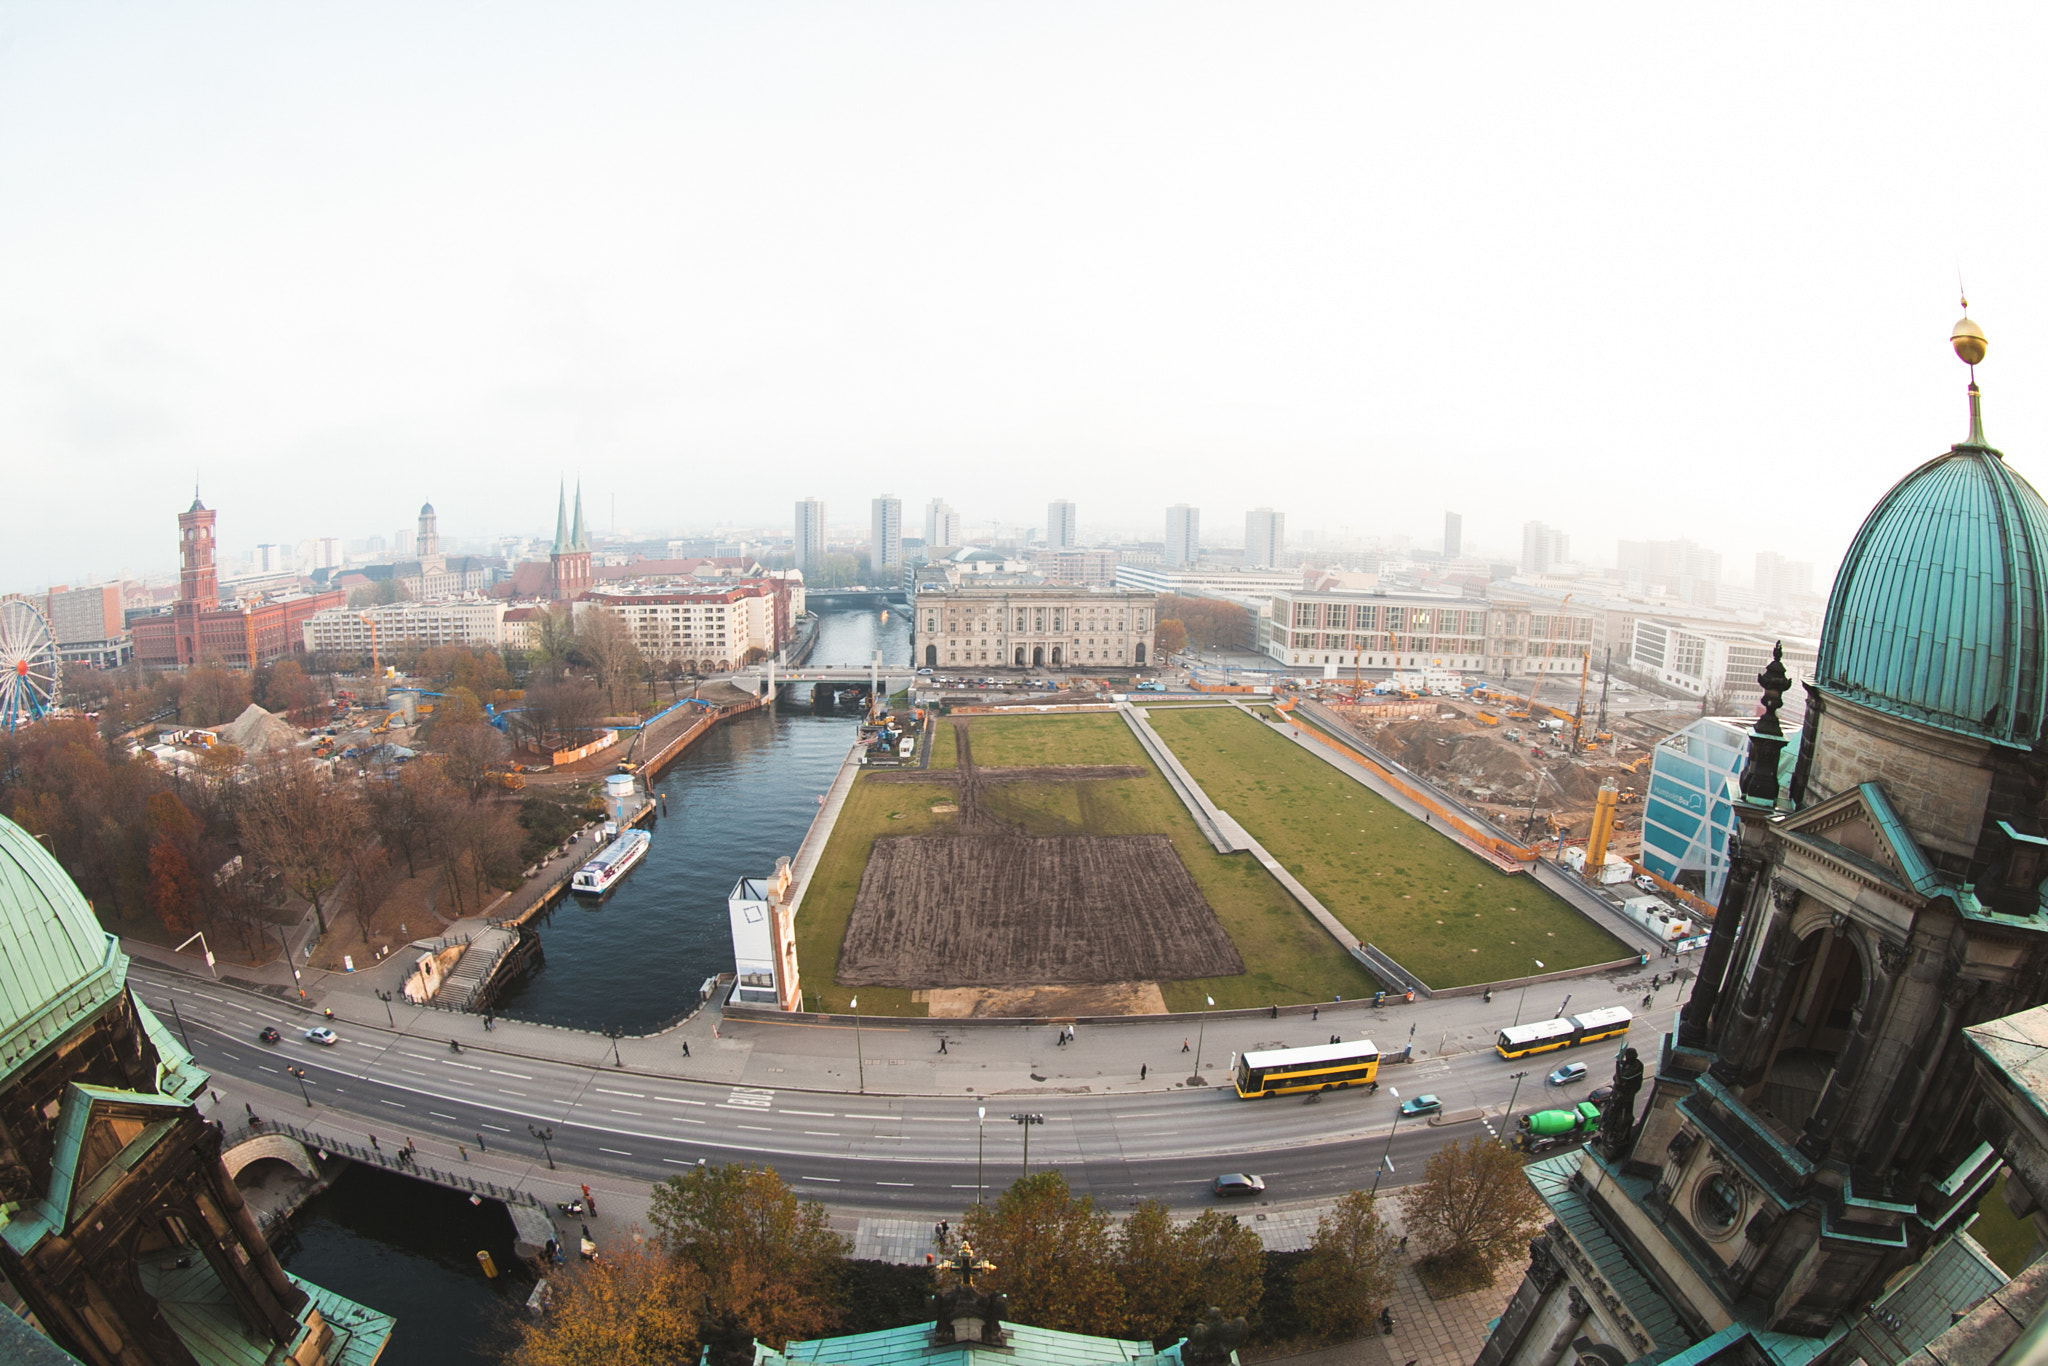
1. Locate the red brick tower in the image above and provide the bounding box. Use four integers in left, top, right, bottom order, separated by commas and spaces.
172, 491, 218, 666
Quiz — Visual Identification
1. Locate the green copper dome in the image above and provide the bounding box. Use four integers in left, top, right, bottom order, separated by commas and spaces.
0, 815, 123, 1080
1817, 428, 2048, 748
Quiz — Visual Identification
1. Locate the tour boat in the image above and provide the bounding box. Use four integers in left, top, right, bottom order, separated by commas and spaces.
571, 828, 651, 896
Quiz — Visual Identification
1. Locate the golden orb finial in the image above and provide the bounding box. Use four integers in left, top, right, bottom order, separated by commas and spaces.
1953, 296, 1988, 367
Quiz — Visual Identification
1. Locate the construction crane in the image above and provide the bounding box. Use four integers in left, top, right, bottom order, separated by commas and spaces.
1510, 593, 1574, 720
1569, 650, 1592, 748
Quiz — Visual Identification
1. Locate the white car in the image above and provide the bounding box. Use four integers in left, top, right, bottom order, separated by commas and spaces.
303, 1026, 339, 1046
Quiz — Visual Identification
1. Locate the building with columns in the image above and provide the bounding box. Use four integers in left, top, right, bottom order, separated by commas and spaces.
1475, 314, 2048, 1366
913, 585, 1156, 670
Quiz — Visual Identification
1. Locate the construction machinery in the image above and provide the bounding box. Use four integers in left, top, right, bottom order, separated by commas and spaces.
1506, 593, 1574, 721
1569, 651, 1592, 748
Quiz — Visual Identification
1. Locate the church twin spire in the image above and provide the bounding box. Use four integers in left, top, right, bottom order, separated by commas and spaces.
552, 478, 589, 554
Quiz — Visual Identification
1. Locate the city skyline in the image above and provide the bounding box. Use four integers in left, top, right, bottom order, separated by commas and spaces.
8, 9, 2048, 590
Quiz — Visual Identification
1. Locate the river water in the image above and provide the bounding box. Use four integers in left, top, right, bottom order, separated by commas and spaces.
272, 609, 913, 1365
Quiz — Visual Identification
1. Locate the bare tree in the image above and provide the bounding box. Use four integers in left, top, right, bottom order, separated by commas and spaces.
579, 608, 645, 714
1401, 1136, 1547, 1286
531, 605, 579, 681
236, 753, 359, 938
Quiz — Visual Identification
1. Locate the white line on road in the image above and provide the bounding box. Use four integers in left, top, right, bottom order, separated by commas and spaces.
444, 1061, 484, 1071
489, 1069, 533, 1079
221, 1051, 242, 1060
843, 1113, 895, 1121
594, 1088, 645, 1097
782, 1109, 834, 1117
258, 1066, 279, 1074
876, 1181, 913, 1187
611, 1110, 642, 1117
223, 1002, 249, 1012
481, 1123, 512, 1132
430, 1113, 459, 1120
737, 1124, 773, 1132
190, 992, 224, 1003
378, 1100, 406, 1108
498, 1089, 527, 1097
599, 1147, 632, 1156
921, 1117, 971, 1123
950, 1185, 982, 1189
676, 1118, 705, 1125
662, 1159, 699, 1166
803, 1131, 839, 1137
807, 1176, 839, 1182
401, 1053, 434, 1061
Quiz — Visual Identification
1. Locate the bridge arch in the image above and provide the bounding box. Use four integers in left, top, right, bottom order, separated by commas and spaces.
223, 1133, 319, 1184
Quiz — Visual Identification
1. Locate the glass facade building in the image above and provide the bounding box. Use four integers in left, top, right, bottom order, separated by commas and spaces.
1640, 716, 1800, 903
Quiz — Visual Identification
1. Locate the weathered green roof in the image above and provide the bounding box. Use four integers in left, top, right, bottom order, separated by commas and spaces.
1816, 433, 2048, 748
763, 1320, 1175, 1366
0, 815, 124, 1082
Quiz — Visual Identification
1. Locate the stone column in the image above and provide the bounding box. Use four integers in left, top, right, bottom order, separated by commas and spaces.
1711, 880, 1807, 1086
1681, 823, 1767, 1051
1868, 971, 1975, 1178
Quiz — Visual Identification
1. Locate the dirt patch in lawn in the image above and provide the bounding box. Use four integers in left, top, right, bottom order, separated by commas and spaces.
839, 833, 1245, 987
925, 980, 1170, 1017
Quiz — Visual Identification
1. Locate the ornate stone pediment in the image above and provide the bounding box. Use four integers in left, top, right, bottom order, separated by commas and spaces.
1776, 782, 1939, 910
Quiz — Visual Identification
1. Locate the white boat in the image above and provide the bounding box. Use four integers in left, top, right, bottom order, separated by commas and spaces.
571, 828, 651, 896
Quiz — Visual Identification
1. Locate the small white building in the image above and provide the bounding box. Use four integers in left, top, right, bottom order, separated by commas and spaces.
727, 858, 801, 1011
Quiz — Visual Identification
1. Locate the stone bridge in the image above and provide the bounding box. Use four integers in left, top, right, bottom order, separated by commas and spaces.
222, 1132, 320, 1183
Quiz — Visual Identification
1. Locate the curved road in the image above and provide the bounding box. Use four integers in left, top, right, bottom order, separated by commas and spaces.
134, 961, 1673, 1218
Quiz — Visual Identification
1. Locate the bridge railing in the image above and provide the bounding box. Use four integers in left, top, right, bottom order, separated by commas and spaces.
247, 1118, 545, 1208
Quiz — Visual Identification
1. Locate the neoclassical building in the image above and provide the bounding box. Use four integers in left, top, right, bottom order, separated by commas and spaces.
1476, 313, 2048, 1366
912, 585, 1157, 670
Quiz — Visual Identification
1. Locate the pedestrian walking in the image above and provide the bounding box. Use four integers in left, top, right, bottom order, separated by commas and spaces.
682, 1040, 691, 1057
1181, 1038, 1190, 1053
368, 1134, 379, 1151
458, 1144, 468, 1162
938, 1037, 948, 1054
1140, 1064, 1147, 1080
1270, 1005, 1278, 1019
406, 1137, 417, 1156
245, 1102, 254, 1116
1312, 1006, 1319, 1022
476, 1132, 487, 1153
1642, 993, 1652, 1007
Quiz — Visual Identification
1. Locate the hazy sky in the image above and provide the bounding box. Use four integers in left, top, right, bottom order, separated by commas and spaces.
7, 5, 2046, 589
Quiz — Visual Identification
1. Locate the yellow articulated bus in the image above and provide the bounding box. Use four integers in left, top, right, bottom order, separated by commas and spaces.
1495, 1006, 1633, 1060
1233, 1039, 1381, 1099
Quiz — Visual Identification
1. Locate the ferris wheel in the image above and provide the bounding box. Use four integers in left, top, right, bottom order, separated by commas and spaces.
0, 599, 60, 731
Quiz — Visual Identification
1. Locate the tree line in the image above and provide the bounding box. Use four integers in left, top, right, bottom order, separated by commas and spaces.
507, 1141, 1545, 1366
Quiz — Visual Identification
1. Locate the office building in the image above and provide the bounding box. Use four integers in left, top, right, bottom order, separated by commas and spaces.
303, 600, 507, 658
1043, 549, 1120, 586
1262, 587, 1490, 672
871, 496, 903, 575
794, 497, 827, 573
575, 582, 783, 668
1638, 715, 1801, 904
1520, 520, 1569, 573
1164, 504, 1200, 568
44, 584, 130, 668
1444, 510, 1462, 557
1631, 618, 1818, 717
913, 585, 1157, 669
1754, 549, 1816, 606
924, 498, 961, 552
1243, 507, 1284, 568
1047, 499, 1078, 551
1618, 536, 1723, 605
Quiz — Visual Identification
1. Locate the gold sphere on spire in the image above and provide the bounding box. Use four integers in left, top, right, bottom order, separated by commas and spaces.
1953, 312, 1988, 367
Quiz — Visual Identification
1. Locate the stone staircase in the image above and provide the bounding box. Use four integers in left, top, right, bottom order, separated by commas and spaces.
434, 926, 519, 1011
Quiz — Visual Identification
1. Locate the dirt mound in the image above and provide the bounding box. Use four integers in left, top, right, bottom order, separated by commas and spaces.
839, 833, 1245, 988
926, 981, 1169, 1018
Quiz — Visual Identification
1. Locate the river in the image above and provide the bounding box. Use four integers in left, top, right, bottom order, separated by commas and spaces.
272, 608, 913, 1365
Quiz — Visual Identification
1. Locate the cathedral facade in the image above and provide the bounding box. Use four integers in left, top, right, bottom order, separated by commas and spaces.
1476, 314, 2048, 1366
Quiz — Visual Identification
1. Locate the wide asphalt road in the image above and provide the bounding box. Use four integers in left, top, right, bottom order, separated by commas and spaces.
134, 961, 1660, 1217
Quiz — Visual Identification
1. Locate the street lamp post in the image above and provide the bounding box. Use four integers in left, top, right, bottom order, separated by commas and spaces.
173, 932, 219, 980
1370, 1088, 1402, 1197
1500, 1071, 1530, 1146
1190, 994, 1215, 1085
287, 1066, 312, 1107
166, 996, 194, 1053
1555, 994, 1572, 1020
608, 1028, 623, 1068
374, 990, 395, 1028
1512, 958, 1547, 1027
528, 1125, 556, 1170
1010, 1112, 1044, 1177
976, 1105, 986, 1204
850, 997, 865, 1093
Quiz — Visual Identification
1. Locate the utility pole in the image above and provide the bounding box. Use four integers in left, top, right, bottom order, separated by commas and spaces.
375, 990, 396, 1028
1010, 1112, 1044, 1178
1370, 1088, 1403, 1197
976, 1104, 986, 1204
1501, 1071, 1530, 1145
287, 1066, 312, 1107
1596, 647, 1611, 737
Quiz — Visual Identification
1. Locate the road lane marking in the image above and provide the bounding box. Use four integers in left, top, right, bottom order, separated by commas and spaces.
594, 1088, 644, 1097
782, 1109, 834, 1117
950, 1185, 982, 1189
481, 1123, 512, 1132
221, 1051, 242, 1060
803, 1131, 839, 1137
724, 1087, 774, 1109
258, 1066, 279, 1074
498, 1089, 526, 1097
401, 1053, 434, 1061
662, 1159, 699, 1166
677, 1118, 705, 1125
191, 992, 225, 1003
737, 1124, 773, 1132
876, 1181, 913, 1187
843, 1113, 895, 1121
430, 1112, 459, 1120
599, 1147, 632, 1156
611, 1109, 642, 1116
807, 1176, 839, 1182
922, 1117, 971, 1123
378, 1100, 406, 1108
489, 1069, 533, 1079
443, 1061, 484, 1071
223, 1002, 250, 1012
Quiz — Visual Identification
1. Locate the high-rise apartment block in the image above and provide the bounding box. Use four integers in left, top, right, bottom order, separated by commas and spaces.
1243, 507, 1284, 568
870, 496, 903, 575
794, 497, 827, 573
1164, 504, 1200, 568
1754, 550, 1816, 606
1618, 536, 1722, 604
925, 498, 961, 552
1047, 499, 1078, 551
1520, 520, 1569, 573
1444, 510, 1462, 557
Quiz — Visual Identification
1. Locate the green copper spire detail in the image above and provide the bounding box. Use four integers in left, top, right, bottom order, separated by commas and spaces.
572, 480, 588, 551
552, 480, 570, 554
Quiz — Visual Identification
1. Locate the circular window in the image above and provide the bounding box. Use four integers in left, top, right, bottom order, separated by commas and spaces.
1693, 1171, 1743, 1237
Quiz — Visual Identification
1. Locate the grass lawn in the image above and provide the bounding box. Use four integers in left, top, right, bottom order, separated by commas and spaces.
1147, 706, 1626, 988
961, 712, 1148, 767
795, 713, 1380, 1016
928, 717, 958, 769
